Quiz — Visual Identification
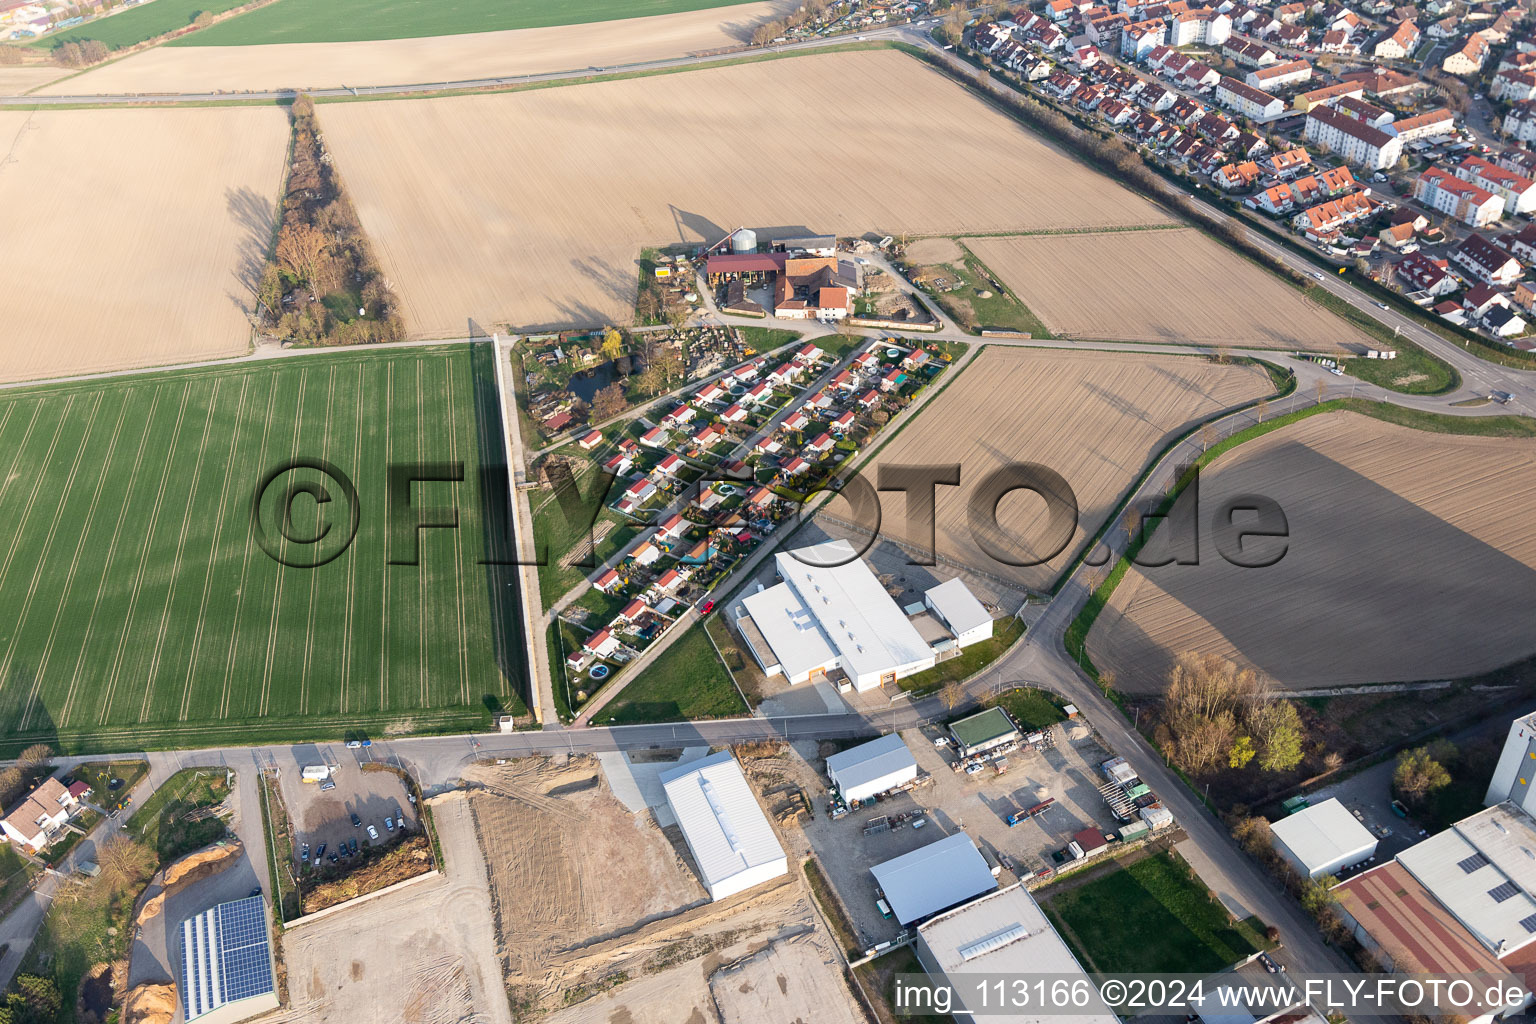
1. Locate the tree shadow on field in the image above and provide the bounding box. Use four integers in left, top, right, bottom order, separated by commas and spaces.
1101, 439, 1536, 693
0, 659, 62, 758
467, 329, 531, 717
225, 185, 279, 313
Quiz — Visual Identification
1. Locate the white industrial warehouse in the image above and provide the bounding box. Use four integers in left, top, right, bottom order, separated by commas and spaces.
1395, 801, 1536, 960
916, 884, 1119, 1024
1485, 711, 1536, 816
1269, 798, 1379, 879
871, 831, 998, 925
737, 540, 993, 692
825, 733, 918, 803
660, 750, 788, 901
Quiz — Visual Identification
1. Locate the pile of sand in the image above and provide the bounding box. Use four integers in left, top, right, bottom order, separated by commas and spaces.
139, 841, 243, 925
122, 983, 177, 1024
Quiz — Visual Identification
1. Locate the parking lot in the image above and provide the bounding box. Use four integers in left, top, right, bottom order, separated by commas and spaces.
798, 720, 1130, 949
273, 750, 418, 868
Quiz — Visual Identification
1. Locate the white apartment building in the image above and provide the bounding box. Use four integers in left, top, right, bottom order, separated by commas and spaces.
1304, 104, 1402, 170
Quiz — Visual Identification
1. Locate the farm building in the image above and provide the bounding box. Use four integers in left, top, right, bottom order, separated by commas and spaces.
659, 750, 787, 901
736, 539, 937, 691
915, 884, 1118, 1024
178, 894, 280, 1024
870, 832, 998, 925
825, 733, 918, 803
1269, 798, 1378, 878
947, 707, 1021, 758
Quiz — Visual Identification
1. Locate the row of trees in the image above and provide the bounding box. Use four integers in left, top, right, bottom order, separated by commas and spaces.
1142, 653, 1306, 776
257, 95, 406, 347
49, 39, 108, 67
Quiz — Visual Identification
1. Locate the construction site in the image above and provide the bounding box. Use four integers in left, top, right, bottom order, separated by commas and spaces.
462, 750, 864, 1023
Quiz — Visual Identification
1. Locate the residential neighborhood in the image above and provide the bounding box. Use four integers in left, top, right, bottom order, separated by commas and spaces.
967, 0, 1536, 347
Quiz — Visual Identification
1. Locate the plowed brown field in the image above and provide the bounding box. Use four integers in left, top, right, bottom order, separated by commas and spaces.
37, 2, 790, 96
830, 348, 1272, 591
315, 49, 1173, 336
967, 228, 1368, 351
1086, 411, 1536, 691
0, 107, 288, 382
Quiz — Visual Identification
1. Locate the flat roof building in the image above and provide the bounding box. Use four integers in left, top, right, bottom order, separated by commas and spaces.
871, 832, 997, 925
1395, 802, 1536, 959
660, 750, 788, 901
1269, 798, 1378, 878
825, 733, 918, 803
915, 883, 1118, 1024
948, 707, 1021, 757
179, 895, 279, 1024
737, 540, 938, 691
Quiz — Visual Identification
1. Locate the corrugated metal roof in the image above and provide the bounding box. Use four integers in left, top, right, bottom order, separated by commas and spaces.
924, 578, 992, 636
1396, 802, 1536, 956
1270, 797, 1377, 872
774, 540, 932, 680
917, 884, 1117, 1024
825, 734, 917, 796
660, 751, 785, 895
871, 832, 997, 925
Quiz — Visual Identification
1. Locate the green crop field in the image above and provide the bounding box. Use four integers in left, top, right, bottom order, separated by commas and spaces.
175, 0, 762, 46
0, 345, 526, 755
33, 0, 249, 50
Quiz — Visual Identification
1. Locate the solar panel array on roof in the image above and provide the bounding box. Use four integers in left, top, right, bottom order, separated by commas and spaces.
1490, 881, 1522, 903
1461, 852, 1492, 873
180, 894, 276, 1022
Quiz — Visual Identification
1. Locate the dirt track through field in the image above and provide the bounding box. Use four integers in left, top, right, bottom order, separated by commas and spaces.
38, 2, 791, 95
967, 229, 1369, 351
1087, 411, 1536, 691
315, 48, 1173, 336
0, 107, 287, 382
834, 348, 1271, 591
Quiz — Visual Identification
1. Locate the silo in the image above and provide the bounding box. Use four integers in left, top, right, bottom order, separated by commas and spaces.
730, 228, 758, 254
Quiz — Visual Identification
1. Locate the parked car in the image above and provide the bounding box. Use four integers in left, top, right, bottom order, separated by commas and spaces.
350, 812, 361, 827
964, 762, 984, 775
329, 852, 339, 864
348, 839, 359, 855
315, 843, 326, 859
700, 600, 715, 615
346, 740, 361, 749
300, 843, 310, 863
367, 825, 379, 840
385, 817, 395, 832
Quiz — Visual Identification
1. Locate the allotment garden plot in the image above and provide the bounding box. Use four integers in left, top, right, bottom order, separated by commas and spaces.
315, 48, 1173, 336
0, 345, 523, 752
966, 228, 1369, 351
0, 107, 288, 382
39, 1, 788, 95
1086, 411, 1536, 692
829, 348, 1272, 592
